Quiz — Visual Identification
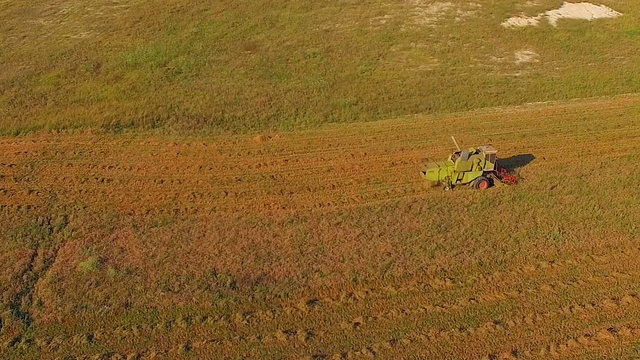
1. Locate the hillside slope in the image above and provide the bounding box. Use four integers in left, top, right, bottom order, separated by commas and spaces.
2, 0, 640, 133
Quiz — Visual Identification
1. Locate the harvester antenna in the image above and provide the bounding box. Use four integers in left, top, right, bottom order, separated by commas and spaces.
451, 136, 461, 152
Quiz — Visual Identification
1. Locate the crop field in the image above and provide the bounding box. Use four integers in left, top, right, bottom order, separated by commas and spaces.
2, 0, 640, 359
1, 94, 640, 359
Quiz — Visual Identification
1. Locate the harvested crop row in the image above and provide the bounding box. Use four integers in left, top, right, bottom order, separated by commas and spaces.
1, 95, 640, 358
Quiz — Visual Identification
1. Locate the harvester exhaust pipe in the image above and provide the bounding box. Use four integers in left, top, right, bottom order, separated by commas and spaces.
451, 136, 461, 152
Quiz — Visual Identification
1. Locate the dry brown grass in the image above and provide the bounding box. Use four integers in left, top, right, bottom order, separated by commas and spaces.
1, 95, 640, 358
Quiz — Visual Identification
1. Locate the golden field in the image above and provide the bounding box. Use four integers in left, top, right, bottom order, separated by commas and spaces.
2, 0, 640, 358
1, 95, 640, 358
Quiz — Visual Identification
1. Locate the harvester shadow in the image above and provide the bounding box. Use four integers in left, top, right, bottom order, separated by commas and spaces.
499, 154, 535, 173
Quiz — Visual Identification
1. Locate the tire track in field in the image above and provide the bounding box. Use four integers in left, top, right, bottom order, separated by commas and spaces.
193, 255, 640, 355
341, 269, 637, 332
78, 289, 639, 359
264, 245, 640, 322
199, 124, 637, 175
485, 322, 640, 360
6, 248, 636, 355
32, 133, 640, 215
319, 292, 640, 359
2, 114, 639, 215
241, 246, 640, 330
47, 251, 640, 355
8, 243, 640, 352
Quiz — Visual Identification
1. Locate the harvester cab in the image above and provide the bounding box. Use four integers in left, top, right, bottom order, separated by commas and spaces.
421, 137, 516, 190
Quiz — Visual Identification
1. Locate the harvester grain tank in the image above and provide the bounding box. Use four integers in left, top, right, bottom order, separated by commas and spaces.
421, 137, 516, 190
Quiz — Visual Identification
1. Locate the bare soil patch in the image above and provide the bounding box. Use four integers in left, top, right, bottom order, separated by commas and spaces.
503, 2, 622, 28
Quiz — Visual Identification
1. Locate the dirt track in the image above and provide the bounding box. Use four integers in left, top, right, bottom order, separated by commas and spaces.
1, 95, 640, 359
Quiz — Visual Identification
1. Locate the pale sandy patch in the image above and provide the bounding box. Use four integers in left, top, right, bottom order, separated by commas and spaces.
502, 2, 622, 28
502, 15, 541, 27
514, 50, 540, 65
546, 2, 622, 27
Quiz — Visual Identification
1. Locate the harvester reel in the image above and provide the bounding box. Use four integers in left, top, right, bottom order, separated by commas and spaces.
497, 167, 517, 186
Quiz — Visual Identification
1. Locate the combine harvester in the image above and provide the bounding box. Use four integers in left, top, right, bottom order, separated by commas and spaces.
421, 136, 516, 190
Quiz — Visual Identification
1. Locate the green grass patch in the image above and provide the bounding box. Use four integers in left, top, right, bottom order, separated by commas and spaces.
0, 0, 639, 134
77, 256, 102, 274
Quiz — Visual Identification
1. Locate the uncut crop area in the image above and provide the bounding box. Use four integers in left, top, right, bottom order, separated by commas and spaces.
1, 1, 640, 360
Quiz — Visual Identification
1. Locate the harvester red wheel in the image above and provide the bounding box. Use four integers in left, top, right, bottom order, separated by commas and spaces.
503, 174, 517, 186
473, 176, 490, 190
498, 168, 517, 186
